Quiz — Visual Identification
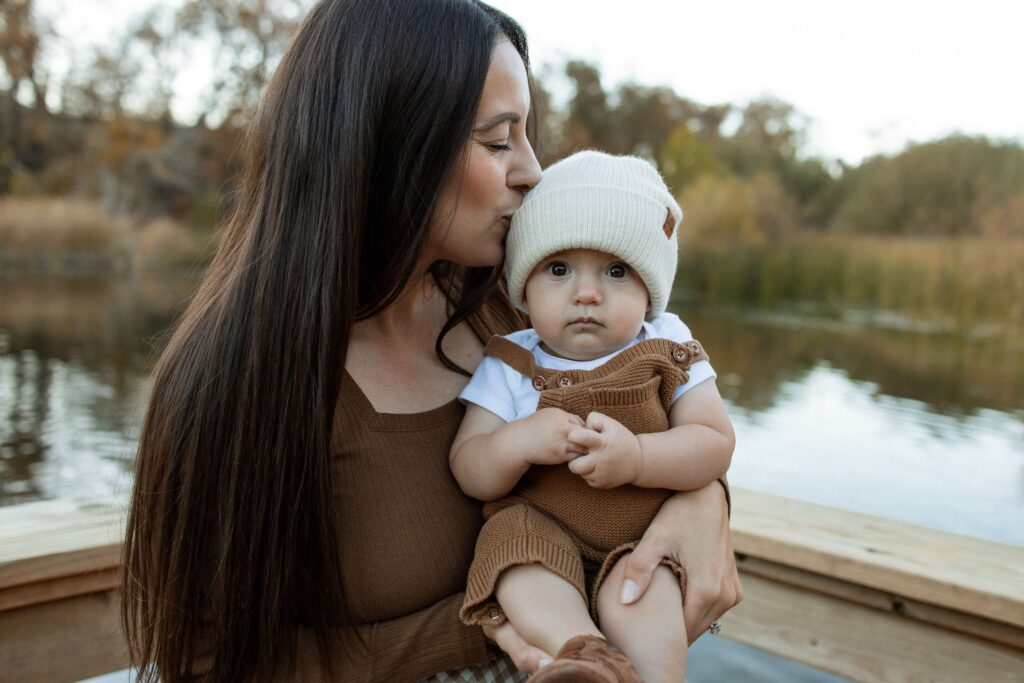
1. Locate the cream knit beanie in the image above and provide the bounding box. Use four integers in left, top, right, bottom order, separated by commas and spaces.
506, 150, 682, 318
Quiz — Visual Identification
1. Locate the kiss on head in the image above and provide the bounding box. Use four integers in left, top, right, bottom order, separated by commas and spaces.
121, 2, 739, 681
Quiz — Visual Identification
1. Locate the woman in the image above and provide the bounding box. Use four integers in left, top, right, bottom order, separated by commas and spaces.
121, 1, 741, 681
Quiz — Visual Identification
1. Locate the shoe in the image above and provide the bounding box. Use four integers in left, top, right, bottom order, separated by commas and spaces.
528, 635, 642, 682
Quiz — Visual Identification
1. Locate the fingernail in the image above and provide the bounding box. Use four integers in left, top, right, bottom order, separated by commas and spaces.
620, 580, 637, 604
539, 658, 552, 668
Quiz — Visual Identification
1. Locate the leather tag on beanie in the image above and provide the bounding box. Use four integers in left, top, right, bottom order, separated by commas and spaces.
663, 208, 676, 239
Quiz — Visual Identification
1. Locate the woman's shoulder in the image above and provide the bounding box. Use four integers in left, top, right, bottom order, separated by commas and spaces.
468, 290, 529, 339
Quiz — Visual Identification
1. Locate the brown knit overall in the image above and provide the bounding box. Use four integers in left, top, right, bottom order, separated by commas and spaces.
459, 335, 710, 626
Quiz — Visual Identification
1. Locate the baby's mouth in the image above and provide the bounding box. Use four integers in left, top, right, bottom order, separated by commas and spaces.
569, 316, 602, 327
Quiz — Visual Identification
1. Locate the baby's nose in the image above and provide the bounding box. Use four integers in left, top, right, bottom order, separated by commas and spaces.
573, 282, 602, 305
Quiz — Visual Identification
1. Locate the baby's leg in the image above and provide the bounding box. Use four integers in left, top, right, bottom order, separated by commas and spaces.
496, 563, 603, 657
596, 553, 687, 683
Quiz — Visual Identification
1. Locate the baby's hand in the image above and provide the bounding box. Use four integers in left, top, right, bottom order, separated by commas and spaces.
515, 407, 588, 467
567, 412, 642, 488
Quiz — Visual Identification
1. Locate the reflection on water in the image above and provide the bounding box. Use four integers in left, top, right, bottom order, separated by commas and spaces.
1, 274, 1022, 546
683, 306, 1024, 546
728, 364, 1023, 545
0, 273, 196, 504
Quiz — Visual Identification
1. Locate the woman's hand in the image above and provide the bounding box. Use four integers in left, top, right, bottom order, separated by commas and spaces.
617, 482, 742, 643
482, 620, 554, 673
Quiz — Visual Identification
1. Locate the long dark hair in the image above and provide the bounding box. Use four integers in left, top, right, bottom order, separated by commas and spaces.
121, 1, 532, 680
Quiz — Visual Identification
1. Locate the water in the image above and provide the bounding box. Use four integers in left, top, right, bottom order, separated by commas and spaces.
686, 305, 1024, 546
6, 272, 1021, 683
0, 273, 194, 505
2, 273, 1023, 548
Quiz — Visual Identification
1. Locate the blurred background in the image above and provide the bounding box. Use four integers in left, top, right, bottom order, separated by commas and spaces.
2, 1, 1021, 680
1, 0, 1022, 598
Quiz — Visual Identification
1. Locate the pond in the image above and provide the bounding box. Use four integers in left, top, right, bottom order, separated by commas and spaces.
2, 272, 1023, 549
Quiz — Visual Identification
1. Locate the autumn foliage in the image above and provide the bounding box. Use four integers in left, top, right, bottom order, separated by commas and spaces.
2, 0, 1022, 314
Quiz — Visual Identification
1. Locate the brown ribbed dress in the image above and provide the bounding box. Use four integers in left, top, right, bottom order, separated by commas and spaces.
459, 336, 710, 626
258, 372, 494, 682
192, 310, 723, 682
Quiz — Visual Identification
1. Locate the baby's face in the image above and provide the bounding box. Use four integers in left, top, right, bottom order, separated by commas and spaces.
523, 249, 650, 361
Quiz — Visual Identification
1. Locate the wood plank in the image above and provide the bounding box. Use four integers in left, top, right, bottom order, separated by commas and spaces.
720, 572, 1024, 683
3, 490, 1023, 682
737, 556, 1024, 651
0, 590, 129, 683
0, 567, 120, 613
730, 488, 1024, 628
0, 497, 124, 592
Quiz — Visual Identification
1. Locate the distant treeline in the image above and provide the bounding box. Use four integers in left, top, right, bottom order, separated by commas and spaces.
2, 0, 1023, 243
538, 61, 1024, 241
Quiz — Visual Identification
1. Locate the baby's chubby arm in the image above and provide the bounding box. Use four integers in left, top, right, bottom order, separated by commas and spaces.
449, 404, 587, 502
567, 378, 734, 490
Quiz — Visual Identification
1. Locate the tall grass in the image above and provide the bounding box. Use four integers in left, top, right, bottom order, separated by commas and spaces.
678, 233, 1024, 331
0, 198, 209, 271
0, 198, 132, 269
136, 218, 211, 271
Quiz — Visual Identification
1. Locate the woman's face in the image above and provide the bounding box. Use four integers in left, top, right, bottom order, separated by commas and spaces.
429, 39, 542, 268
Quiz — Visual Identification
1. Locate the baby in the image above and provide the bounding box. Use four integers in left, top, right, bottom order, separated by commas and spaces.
450, 151, 735, 682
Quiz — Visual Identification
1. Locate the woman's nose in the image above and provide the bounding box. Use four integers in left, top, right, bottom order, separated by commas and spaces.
509, 143, 542, 192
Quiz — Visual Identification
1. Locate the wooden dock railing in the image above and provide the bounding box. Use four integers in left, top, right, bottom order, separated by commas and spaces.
1, 489, 1022, 682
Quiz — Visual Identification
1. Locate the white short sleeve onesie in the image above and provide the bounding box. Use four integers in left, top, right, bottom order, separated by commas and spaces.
459, 312, 716, 423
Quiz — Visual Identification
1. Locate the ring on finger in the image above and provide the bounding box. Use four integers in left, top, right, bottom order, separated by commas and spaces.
708, 621, 722, 635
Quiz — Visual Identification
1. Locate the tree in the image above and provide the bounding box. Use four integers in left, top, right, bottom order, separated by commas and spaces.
610, 84, 704, 160
710, 98, 835, 227
0, 0, 49, 112
0, 0, 53, 192
558, 60, 731, 168
558, 60, 610, 155
659, 123, 720, 193
830, 136, 1024, 236
174, 0, 309, 128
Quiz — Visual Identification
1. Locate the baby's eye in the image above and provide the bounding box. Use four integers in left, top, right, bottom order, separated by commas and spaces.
607, 263, 629, 279
547, 261, 569, 277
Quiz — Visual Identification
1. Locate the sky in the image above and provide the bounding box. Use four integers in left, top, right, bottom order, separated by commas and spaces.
41, 0, 1024, 164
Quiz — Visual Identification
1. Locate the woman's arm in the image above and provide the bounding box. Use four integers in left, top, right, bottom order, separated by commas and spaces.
617, 481, 742, 643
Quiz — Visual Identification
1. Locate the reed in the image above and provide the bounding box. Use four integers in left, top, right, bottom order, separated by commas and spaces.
0, 198, 212, 271
136, 218, 210, 271
679, 233, 1024, 331
0, 198, 131, 270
